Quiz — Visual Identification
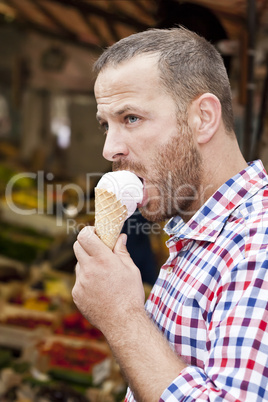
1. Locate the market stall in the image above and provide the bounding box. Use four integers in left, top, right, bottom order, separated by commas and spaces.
0, 1, 267, 401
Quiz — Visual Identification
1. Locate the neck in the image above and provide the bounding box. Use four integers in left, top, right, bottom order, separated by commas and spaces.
203, 134, 247, 195
182, 132, 248, 222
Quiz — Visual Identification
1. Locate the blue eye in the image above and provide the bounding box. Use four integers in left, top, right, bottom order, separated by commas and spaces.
127, 116, 138, 124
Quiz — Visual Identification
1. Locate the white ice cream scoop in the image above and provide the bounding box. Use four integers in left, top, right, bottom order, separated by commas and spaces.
96, 170, 143, 218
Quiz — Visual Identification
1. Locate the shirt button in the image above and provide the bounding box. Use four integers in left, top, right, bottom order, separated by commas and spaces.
167, 267, 173, 274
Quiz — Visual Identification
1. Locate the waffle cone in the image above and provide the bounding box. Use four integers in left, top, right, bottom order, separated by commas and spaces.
94, 188, 128, 250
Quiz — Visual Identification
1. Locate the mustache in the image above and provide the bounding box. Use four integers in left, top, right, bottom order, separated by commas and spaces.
112, 160, 148, 177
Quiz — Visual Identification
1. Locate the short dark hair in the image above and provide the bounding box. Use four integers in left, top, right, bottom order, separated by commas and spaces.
94, 27, 234, 133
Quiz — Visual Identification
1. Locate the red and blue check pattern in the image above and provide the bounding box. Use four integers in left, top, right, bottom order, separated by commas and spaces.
126, 160, 268, 401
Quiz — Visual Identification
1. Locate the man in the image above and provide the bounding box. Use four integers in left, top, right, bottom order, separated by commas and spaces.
72, 27, 268, 401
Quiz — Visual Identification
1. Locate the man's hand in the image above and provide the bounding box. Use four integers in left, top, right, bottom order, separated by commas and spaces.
72, 226, 145, 337
73, 226, 186, 401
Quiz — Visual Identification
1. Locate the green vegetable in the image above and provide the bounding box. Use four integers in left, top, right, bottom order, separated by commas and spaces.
48, 368, 93, 386
0, 348, 12, 369
11, 360, 31, 373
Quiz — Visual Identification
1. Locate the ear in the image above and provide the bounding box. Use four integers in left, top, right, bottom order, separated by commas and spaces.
189, 93, 222, 144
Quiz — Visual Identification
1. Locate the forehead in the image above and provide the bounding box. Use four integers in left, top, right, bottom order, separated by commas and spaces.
94, 54, 161, 101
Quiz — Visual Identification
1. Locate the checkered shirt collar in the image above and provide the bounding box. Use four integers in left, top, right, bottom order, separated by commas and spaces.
165, 160, 268, 244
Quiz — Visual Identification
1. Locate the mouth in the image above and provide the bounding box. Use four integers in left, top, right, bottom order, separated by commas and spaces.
138, 176, 144, 185
112, 168, 147, 207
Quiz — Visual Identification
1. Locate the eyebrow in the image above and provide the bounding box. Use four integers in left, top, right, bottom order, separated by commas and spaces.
96, 104, 144, 122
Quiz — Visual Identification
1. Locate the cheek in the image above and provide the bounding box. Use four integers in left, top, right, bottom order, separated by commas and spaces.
131, 121, 178, 172
131, 143, 153, 170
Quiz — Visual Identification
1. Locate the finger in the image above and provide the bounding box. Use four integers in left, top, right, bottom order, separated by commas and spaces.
113, 233, 128, 255
72, 262, 82, 305
73, 240, 93, 266
77, 226, 113, 256
74, 261, 80, 274
113, 233, 136, 266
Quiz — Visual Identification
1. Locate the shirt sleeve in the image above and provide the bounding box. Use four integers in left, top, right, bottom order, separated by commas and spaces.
159, 253, 268, 401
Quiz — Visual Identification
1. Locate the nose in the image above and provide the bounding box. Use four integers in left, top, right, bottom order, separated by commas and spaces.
102, 127, 129, 162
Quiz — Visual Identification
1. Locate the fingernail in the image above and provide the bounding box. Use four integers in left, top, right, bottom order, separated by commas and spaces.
78, 226, 90, 237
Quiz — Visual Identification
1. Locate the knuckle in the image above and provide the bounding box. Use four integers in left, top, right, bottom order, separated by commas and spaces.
77, 226, 94, 242
73, 240, 78, 251
72, 286, 78, 303
95, 254, 106, 265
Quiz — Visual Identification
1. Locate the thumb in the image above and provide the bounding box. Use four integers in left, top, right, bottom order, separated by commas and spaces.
113, 233, 129, 257
114, 233, 141, 277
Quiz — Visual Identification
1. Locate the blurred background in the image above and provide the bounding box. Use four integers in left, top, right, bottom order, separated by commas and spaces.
0, 1, 267, 400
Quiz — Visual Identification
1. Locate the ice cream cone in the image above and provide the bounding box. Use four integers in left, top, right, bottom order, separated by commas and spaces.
94, 188, 128, 250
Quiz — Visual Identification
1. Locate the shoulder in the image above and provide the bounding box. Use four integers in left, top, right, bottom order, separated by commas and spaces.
219, 185, 268, 257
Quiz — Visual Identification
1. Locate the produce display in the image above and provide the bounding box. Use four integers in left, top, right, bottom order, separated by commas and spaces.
0, 304, 59, 331
54, 311, 105, 341
0, 221, 54, 264
0, 158, 159, 401
0, 267, 127, 401
37, 338, 108, 373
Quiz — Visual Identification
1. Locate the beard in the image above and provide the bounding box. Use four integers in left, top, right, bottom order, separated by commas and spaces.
113, 121, 203, 222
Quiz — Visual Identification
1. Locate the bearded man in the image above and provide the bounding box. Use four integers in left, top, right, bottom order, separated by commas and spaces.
73, 27, 268, 401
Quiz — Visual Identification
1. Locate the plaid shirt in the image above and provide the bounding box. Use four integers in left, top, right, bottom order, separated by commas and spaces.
126, 160, 268, 401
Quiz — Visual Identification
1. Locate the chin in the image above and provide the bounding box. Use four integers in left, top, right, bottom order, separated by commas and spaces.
139, 205, 169, 223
